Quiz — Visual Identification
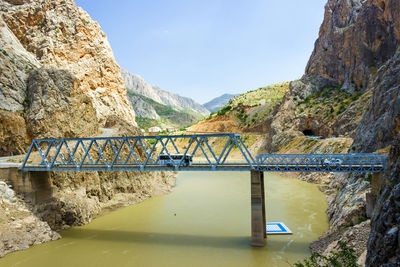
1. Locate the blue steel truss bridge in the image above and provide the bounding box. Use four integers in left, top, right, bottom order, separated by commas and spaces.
20, 133, 386, 173
19, 133, 387, 247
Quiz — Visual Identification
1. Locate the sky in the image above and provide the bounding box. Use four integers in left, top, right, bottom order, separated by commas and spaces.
75, 0, 327, 104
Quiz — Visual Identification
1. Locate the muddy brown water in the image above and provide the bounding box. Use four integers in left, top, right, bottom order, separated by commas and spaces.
0, 172, 328, 267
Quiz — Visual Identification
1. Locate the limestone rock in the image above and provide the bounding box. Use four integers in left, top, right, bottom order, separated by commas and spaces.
0, 182, 60, 258
0, 110, 30, 156
26, 68, 98, 139
352, 51, 400, 152
306, 0, 400, 90
0, 0, 136, 126
0, 16, 40, 112
128, 94, 160, 120
367, 136, 400, 265
311, 220, 371, 261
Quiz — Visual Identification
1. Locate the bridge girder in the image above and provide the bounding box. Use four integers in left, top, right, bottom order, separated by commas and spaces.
20, 134, 386, 173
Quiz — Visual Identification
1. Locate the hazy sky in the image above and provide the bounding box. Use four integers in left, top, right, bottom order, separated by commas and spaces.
75, 0, 326, 103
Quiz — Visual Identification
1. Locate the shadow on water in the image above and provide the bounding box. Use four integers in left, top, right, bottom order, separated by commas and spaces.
61, 228, 310, 253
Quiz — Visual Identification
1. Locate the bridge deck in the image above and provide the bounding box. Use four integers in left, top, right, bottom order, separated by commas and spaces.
20, 134, 387, 173
21, 163, 385, 172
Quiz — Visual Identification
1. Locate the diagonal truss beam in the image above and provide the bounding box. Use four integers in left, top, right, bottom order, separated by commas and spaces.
20, 134, 386, 173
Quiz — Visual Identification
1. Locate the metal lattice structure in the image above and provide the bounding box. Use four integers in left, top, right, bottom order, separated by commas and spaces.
21, 134, 256, 171
256, 153, 386, 173
20, 134, 387, 173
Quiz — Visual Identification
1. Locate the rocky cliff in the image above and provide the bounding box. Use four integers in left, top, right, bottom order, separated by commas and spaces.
306, 0, 400, 91
0, 0, 137, 156
122, 69, 210, 116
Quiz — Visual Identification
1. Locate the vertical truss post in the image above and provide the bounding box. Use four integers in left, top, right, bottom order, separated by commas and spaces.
250, 169, 266, 247
21, 142, 34, 169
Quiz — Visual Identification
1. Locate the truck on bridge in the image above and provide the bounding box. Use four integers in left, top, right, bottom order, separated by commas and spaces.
159, 154, 193, 167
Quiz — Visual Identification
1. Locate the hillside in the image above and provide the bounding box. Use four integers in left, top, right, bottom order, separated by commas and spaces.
121, 69, 209, 116
202, 94, 236, 113
127, 91, 203, 131
189, 82, 289, 133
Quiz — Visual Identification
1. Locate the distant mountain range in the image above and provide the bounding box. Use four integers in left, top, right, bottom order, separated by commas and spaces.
122, 69, 210, 116
203, 94, 237, 113
121, 69, 209, 130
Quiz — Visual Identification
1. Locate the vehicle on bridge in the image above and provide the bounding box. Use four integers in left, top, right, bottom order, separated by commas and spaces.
322, 158, 343, 166
159, 154, 193, 167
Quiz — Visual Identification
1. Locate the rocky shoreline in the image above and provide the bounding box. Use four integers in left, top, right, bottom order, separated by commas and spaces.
0, 169, 176, 258
300, 172, 371, 265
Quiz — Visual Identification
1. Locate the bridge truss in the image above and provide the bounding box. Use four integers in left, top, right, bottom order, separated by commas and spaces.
21, 133, 256, 171
20, 134, 386, 173
256, 153, 386, 173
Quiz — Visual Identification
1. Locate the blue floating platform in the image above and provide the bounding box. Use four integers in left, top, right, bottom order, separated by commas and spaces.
266, 222, 292, 235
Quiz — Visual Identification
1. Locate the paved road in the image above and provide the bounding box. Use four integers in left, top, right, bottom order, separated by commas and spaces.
97, 128, 115, 137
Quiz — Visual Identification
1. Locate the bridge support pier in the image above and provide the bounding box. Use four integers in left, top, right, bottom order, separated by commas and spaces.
250, 170, 266, 247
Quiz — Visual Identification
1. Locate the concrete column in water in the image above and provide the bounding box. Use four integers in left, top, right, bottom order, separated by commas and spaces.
250, 170, 266, 247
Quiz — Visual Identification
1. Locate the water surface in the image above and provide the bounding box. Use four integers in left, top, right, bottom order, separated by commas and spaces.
0, 172, 328, 267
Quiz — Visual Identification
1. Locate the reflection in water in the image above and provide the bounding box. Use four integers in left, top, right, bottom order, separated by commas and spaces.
0, 172, 328, 267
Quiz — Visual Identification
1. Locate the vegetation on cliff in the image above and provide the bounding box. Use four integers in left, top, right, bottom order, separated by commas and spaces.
127, 91, 203, 130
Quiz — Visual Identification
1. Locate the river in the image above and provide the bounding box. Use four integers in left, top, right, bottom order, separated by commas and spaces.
0, 172, 328, 267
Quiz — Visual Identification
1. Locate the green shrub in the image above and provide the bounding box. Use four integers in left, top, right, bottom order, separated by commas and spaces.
365, 173, 372, 183
82, 19, 89, 26
217, 105, 232, 116
336, 104, 346, 115
147, 139, 156, 145
350, 91, 362, 101
23, 96, 30, 105
294, 241, 358, 267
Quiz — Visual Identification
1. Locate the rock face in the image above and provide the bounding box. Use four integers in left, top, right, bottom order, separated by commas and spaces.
1, 0, 136, 125
0, 0, 137, 155
122, 69, 210, 116
0, 110, 30, 155
128, 94, 160, 120
306, 0, 400, 90
203, 94, 237, 113
0, 181, 60, 258
367, 137, 400, 265
352, 51, 400, 153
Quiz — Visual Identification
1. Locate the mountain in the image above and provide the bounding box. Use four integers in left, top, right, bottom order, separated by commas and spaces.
127, 91, 203, 130
202, 94, 236, 113
121, 69, 210, 116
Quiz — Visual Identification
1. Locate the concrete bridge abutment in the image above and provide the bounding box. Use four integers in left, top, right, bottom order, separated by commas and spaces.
0, 167, 53, 205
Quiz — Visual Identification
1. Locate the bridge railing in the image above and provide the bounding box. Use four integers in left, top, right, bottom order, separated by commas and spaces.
256, 153, 387, 173
21, 134, 257, 171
